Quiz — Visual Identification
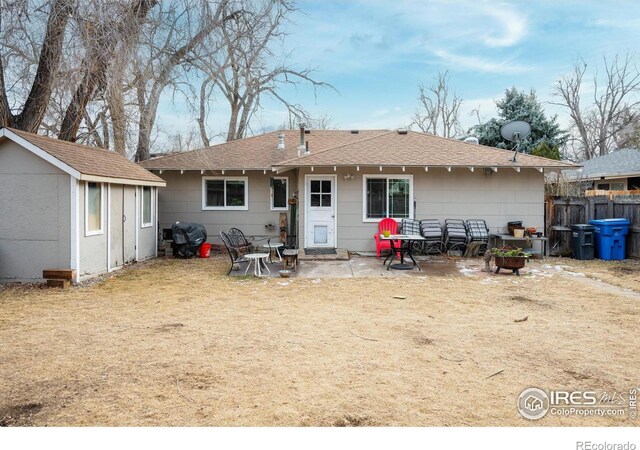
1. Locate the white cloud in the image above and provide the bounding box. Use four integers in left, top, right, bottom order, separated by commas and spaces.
481, 7, 527, 47
433, 49, 532, 74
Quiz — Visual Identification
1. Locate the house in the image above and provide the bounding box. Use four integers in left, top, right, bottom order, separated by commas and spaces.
139, 127, 577, 252
562, 148, 640, 191
0, 127, 166, 283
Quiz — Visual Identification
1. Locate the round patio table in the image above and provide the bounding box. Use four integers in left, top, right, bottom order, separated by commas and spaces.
244, 253, 271, 277
262, 242, 284, 263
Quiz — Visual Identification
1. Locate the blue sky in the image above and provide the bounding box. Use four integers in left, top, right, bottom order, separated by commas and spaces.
157, 0, 640, 144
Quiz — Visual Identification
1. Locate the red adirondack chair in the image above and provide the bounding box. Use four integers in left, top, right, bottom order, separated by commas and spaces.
374, 218, 401, 258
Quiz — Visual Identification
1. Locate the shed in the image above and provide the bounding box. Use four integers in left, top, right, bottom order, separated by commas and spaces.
0, 127, 166, 283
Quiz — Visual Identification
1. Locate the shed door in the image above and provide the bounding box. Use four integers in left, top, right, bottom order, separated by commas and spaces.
123, 186, 136, 263
109, 185, 124, 269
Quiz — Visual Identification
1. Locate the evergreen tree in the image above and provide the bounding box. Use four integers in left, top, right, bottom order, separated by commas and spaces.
469, 87, 568, 154
531, 142, 561, 160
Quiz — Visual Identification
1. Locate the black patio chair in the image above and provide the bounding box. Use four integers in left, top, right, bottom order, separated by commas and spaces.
220, 230, 250, 275
466, 219, 490, 256
419, 219, 445, 254
444, 219, 468, 254
228, 227, 253, 252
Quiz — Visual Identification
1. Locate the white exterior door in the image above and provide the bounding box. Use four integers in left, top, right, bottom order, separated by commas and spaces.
305, 175, 336, 248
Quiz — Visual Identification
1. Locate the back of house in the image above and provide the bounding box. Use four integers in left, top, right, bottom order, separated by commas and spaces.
140, 127, 577, 252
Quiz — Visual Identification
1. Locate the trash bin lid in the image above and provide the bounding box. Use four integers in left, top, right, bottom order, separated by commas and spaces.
570, 224, 595, 230
588, 218, 630, 226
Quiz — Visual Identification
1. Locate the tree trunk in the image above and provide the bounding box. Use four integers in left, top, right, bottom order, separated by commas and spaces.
9, 0, 73, 132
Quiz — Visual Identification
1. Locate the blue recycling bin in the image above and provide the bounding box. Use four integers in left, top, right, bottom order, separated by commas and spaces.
588, 218, 630, 260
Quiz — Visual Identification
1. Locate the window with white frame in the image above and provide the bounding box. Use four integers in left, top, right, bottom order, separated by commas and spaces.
85, 181, 103, 235
363, 175, 413, 221
202, 176, 248, 210
270, 177, 288, 210
141, 186, 153, 227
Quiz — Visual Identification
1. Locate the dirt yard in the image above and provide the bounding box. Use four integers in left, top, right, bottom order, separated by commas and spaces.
0, 256, 638, 426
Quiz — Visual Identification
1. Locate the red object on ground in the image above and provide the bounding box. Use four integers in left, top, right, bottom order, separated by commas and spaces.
199, 243, 211, 258
374, 218, 401, 258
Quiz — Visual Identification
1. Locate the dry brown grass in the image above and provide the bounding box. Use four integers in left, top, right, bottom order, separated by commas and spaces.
548, 257, 640, 293
0, 256, 638, 426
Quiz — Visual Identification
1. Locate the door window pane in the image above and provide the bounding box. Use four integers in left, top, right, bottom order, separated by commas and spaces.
321, 180, 331, 193
311, 180, 320, 193
87, 182, 102, 232
226, 181, 245, 207
366, 178, 387, 219
314, 225, 328, 244
206, 180, 224, 207
321, 194, 331, 207
272, 178, 287, 209
310, 193, 321, 207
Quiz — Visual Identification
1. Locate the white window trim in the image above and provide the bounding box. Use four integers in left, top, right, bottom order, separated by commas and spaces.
201, 176, 249, 211
141, 186, 154, 228
270, 176, 289, 211
362, 174, 414, 223
85, 181, 105, 236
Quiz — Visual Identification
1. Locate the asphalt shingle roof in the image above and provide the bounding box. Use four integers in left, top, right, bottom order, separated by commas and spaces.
140, 129, 578, 171
563, 148, 640, 179
2, 127, 165, 184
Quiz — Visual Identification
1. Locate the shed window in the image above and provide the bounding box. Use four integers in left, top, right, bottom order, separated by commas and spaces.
86, 182, 103, 235
141, 186, 153, 228
202, 177, 248, 210
271, 177, 288, 210
363, 175, 413, 221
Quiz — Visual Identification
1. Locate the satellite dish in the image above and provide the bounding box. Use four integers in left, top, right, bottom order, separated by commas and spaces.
500, 120, 531, 162
500, 120, 531, 142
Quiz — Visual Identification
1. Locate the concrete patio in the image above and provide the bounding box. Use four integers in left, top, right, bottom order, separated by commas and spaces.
229, 254, 475, 279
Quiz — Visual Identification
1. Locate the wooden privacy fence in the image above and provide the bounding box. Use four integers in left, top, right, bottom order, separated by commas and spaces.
545, 195, 640, 258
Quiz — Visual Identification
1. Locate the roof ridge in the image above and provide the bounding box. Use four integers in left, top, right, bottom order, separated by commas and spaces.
276, 130, 394, 166
3, 126, 127, 156
404, 130, 576, 166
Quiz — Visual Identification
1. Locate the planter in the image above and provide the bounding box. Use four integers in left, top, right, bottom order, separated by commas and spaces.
494, 256, 526, 276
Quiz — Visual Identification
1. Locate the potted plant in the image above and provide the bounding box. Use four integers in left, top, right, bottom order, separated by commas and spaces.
492, 246, 530, 276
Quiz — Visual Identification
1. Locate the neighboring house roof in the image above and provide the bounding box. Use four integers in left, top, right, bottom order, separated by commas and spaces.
563, 148, 640, 180
0, 127, 165, 186
139, 129, 579, 171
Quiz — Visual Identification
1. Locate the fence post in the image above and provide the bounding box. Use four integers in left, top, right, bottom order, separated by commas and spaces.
607, 199, 614, 218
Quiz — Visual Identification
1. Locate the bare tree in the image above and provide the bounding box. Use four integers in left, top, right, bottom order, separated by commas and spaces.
553, 54, 640, 160
411, 70, 463, 138
195, 0, 333, 144
0, 0, 73, 131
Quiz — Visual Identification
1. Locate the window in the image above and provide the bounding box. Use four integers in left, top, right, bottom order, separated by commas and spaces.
270, 177, 288, 210
202, 177, 248, 210
596, 182, 625, 191
85, 182, 103, 236
310, 179, 332, 207
363, 175, 413, 222
141, 186, 153, 228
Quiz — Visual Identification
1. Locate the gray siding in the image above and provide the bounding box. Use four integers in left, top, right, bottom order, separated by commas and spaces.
79, 182, 158, 279
297, 166, 545, 252
0, 140, 71, 281
78, 181, 108, 276
157, 170, 298, 243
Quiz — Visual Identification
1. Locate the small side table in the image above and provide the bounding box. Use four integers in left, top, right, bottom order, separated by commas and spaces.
244, 253, 271, 277
282, 249, 299, 271
262, 242, 284, 263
